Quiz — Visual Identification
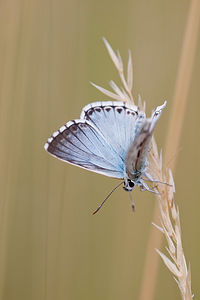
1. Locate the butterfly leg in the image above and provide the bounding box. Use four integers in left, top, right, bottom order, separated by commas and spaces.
128, 191, 135, 211
144, 172, 173, 187
144, 172, 156, 182
139, 180, 160, 195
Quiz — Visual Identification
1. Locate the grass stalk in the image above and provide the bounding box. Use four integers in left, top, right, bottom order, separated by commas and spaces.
139, 0, 200, 299
94, 2, 200, 295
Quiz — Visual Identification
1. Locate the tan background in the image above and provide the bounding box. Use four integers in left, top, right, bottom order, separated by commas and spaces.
0, 0, 199, 299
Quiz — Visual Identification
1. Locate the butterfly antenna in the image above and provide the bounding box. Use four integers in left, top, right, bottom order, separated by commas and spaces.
128, 191, 135, 211
93, 181, 124, 215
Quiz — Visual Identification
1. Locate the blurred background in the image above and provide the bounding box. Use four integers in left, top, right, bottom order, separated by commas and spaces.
0, 0, 200, 299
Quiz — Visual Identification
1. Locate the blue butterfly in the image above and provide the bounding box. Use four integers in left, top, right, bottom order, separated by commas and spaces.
44, 101, 166, 212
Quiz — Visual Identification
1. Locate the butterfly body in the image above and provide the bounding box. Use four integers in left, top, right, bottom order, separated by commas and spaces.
45, 101, 166, 194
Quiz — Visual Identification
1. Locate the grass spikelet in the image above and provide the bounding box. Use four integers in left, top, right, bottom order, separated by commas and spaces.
92, 37, 134, 104
148, 138, 193, 299
93, 38, 193, 299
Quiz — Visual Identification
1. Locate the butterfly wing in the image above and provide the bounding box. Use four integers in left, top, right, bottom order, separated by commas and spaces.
45, 119, 126, 178
126, 101, 166, 177
45, 101, 139, 179
80, 101, 139, 160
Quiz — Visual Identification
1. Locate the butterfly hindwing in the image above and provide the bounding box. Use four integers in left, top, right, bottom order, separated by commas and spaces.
80, 101, 139, 160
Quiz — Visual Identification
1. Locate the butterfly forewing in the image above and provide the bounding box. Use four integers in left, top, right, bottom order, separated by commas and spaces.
45, 119, 125, 178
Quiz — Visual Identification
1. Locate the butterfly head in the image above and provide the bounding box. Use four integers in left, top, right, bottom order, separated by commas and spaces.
123, 179, 135, 191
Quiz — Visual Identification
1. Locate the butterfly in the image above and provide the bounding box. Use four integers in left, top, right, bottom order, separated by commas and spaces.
44, 100, 166, 212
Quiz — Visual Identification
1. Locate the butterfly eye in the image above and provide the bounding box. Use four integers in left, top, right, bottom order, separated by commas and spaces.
128, 180, 135, 188
123, 179, 135, 191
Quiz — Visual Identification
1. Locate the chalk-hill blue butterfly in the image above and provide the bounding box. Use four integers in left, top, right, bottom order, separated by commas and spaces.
44, 100, 166, 212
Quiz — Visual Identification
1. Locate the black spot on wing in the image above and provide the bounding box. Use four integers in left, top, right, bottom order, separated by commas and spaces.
84, 103, 138, 121
88, 110, 93, 116
116, 108, 122, 113
78, 123, 88, 129
70, 124, 79, 133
